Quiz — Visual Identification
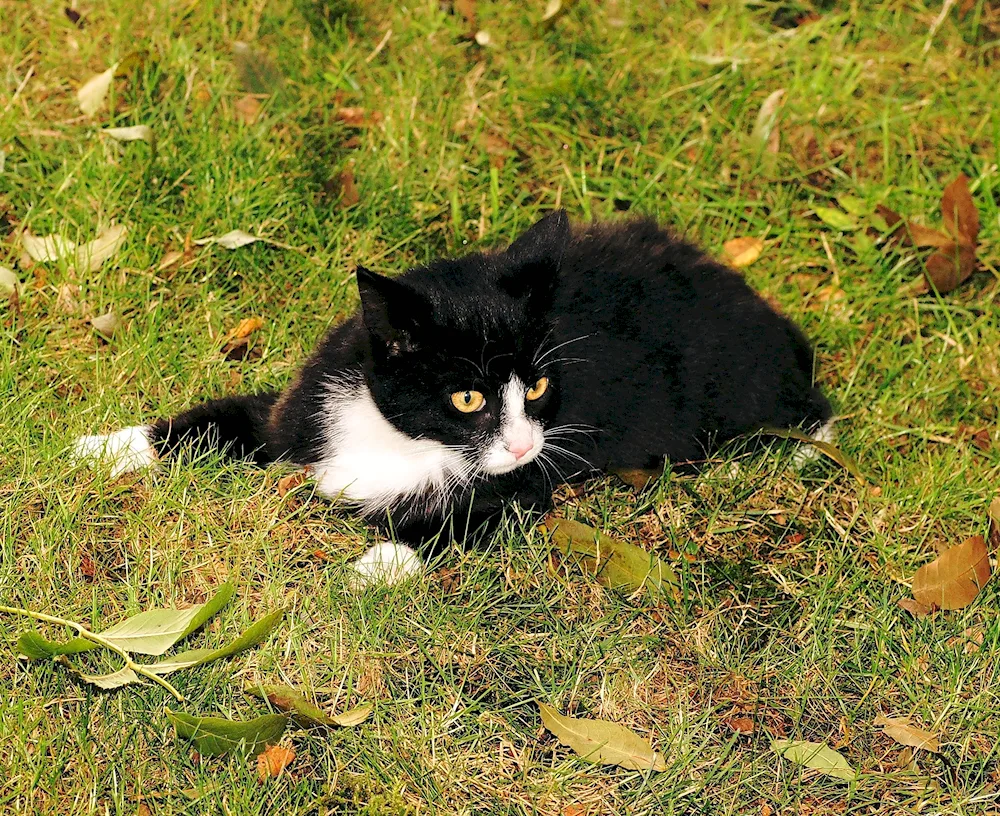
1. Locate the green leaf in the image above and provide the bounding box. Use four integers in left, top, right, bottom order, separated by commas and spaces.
18, 631, 96, 659
538, 702, 666, 772
772, 739, 857, 782
75, 665, 141, 690
836, 194, 869, 217
761, 427, 867, 484
610, 467, 663, 491
544, 518, 679, 600
97, 582, 236, 656
145, 609, 283, 675
245, 682, 372, 727
813, 207, 859, 231
166, 709, 289, 758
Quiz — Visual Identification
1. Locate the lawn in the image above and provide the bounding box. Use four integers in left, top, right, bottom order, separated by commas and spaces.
2, 0, 1000, 813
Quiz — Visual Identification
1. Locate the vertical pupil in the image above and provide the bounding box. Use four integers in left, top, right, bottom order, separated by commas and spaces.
464, 392, 471, 404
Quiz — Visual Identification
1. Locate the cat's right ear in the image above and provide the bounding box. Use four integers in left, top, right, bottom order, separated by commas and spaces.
505, 209, 571, 269
356, 266, 421, 354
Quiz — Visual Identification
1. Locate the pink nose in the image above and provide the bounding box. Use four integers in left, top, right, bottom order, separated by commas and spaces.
507, 439, 533, 460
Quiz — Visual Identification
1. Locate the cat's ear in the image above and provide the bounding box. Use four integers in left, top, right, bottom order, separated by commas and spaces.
356, 266, 424, 354
506, 210, 571, 269
499, 210, 570, 302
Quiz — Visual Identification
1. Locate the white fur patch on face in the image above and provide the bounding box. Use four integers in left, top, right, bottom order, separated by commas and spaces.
72, 425, 158, 478
790, 419, 836, 470
481, 377, 545, 475
348, 542, 423, 589
313, 378, 472, 513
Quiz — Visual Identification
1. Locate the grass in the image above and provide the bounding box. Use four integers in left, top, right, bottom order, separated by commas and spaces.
2, 0, 1000, 812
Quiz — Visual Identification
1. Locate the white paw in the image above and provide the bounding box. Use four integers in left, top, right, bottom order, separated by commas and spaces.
790, 419, 836, 470
349, 542, 423, 590
73, 425, 158, 478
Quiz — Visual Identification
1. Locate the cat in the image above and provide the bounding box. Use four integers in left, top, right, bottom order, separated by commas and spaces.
74, 211, 832, 585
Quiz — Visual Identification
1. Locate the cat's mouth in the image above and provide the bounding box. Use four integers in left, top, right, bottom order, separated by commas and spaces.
480, 425, 545, 475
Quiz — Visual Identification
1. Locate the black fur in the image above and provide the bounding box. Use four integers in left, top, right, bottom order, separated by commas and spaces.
147, 212, 831, 546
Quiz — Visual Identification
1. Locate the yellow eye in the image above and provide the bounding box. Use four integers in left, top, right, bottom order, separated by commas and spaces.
526, 377, 549, 401
451, 390, 485, 413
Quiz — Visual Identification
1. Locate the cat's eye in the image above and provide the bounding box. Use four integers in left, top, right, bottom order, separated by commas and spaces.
451, 390, 485, 413
526, 377, 549, 401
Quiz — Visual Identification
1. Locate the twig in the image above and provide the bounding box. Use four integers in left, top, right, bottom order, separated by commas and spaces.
0, 604, 184, 701
365, 29, 392, 63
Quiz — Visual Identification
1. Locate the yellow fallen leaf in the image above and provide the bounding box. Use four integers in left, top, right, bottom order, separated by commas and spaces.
78, 62, 119, 116
911, 535, 990, 611
538, 702, 666, 772
256, 744, 295, 780
874, 715, 940, 753
723, 237, 764, 268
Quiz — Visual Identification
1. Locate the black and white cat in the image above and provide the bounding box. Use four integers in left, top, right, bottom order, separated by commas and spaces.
75, 212, 832, 585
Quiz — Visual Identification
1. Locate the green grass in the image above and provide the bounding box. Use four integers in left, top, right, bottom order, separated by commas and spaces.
3, 0, 1000, 813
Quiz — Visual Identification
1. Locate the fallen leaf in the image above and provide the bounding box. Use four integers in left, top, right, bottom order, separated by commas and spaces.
723, 716, 755, 734
723, 237, 764, 268
102, 125, 153, 143
941, 174, 980, 247
813, 207, 858, 231
0, 266, 18, 296
78, 62, 119, 116
75, 665, 141, 690
226, 317, 264, 341
610, 467, 662, 491
194, 230, 267, 250
336, 107, 383, 128
751, 89, 785, 156
74, 224, 128, 272
90, 311, 120, 338
537, 702, 666, 772
337, 167, 360, 208
542, 0, 577, 26
234, 94, 262, 124
158, 249, 185, 271
874, 716, 940, 753
905, 222, 953, 248
897, 598, 931, 618
145, 609, 284, 675
21, 231, 76, 263
772, 739, 857, 782
257, 744, 295, 780
277, 472, 306, 497
246, 683, 373, 728
544, 517, 679, 599
760, 426, 866, 483
455, 0, 476, 29
923, 243, 976, 293
65, 7, 84, 26
911, 535, 990, 611
167, 709, 289, 758
836, 194, 869, 217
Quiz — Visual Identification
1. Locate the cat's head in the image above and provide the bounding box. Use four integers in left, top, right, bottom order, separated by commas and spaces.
356, 211, 570, 477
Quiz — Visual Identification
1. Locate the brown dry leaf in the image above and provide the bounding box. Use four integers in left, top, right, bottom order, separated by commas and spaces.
723, 716, 755, 734
256, 744, 295, 780
941, 174, 980, 247
337, 168, 360, 208
158, 249, 184, 271
234, 94, 262, 124
484, 133, 512, 169
723, 237, 764, 269
337, 107, 383, 128
924, 243, 977, 293
230, 317, 264, 341
90, 311, 120, 338
911, 535, 990, 611
455, 0, 476, 30
897, 598, 931, 618
277, 472, 306, 497
905, 223, 953, 248
874, 715, 940, 753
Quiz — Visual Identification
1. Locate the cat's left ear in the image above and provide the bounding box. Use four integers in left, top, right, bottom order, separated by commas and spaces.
499, 210, 570, 300
506, 210, 570, 269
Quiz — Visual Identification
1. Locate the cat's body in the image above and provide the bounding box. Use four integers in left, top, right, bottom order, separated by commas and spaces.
76, 213, 831, 570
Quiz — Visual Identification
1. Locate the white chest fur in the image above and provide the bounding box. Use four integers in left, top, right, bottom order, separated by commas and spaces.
311, 378, 470, 514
